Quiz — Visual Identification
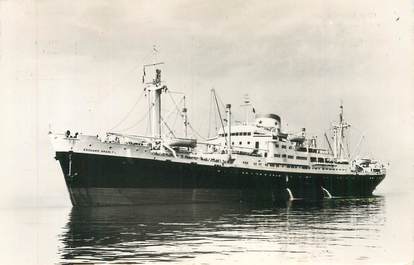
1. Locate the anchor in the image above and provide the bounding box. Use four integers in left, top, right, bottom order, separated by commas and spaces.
67, 153, 78, 180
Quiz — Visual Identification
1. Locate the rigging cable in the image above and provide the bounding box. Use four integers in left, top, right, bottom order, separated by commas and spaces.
166, 91, 189, 137
108, 90, 145, 131
207, 90, 213, 138
115, 96, 155, 132
167, 91, 185, 117
165, 95, 184, 121
215, 89, 243, 123
187, 122, 207, 140
345, 130, 351, 159
324, 132, 334, 155
160, 115, 176, 138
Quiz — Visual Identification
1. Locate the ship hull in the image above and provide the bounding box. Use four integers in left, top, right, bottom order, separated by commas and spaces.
55, 151, 385, 206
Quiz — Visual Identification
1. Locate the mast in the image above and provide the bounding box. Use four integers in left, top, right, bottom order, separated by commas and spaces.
143, 63, 166, 139
211, 89, 232, 159
149, 72, 162, 138
241, 94, 251, 125
332, 103, 350, 160
182, 96, 188, 138
226, 104, 232, 157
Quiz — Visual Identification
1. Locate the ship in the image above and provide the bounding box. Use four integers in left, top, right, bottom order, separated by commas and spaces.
50, 63, 386, 206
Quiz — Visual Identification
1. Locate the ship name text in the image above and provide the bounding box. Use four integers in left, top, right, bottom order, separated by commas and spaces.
83, 148, 115, 154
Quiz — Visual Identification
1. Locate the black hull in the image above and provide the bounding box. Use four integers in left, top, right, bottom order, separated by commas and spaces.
55, 152, 385, 206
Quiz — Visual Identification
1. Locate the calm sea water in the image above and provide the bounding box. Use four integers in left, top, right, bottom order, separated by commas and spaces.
1, 193, 413, 265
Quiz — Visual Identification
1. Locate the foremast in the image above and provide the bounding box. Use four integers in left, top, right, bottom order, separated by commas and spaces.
143, 63, 167, 139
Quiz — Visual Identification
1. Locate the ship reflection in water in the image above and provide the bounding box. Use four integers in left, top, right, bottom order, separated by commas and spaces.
57, 196, 404, 264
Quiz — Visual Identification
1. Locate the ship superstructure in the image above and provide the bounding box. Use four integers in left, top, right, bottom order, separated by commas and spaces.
50, 64, 386, 206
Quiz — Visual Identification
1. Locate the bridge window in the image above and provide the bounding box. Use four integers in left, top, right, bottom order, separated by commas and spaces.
288, 155, 294, 159
274, 154, 280, 157
255, 142, 259, 149
310, 157, 317, 162
296, 156, 307, 160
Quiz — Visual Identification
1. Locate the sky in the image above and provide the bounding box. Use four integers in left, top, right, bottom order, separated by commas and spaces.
0, 0, 413, 207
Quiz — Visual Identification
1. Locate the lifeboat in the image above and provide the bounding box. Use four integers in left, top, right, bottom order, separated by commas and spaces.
289, 135, 305, 143
165, 138, 197, 148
